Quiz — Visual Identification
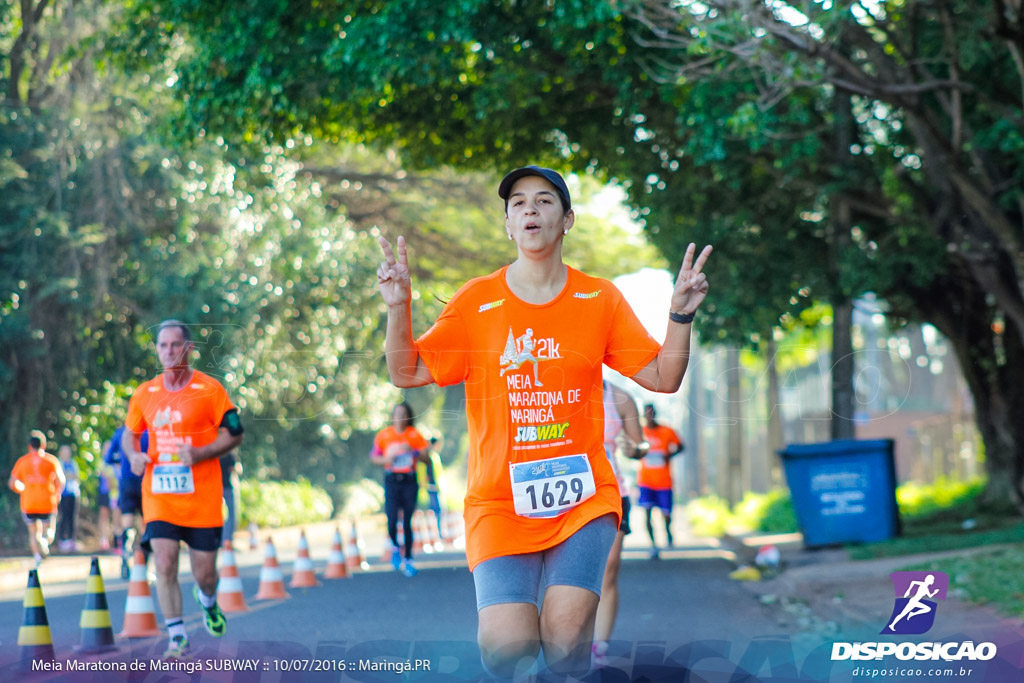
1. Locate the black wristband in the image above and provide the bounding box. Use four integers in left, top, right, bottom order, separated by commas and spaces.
669, 310, 695, 324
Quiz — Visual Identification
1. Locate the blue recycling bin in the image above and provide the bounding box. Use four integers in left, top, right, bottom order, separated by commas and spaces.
779, 439, 901, 547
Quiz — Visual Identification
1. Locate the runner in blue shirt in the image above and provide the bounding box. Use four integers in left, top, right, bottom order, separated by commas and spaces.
106, 425, 149, 578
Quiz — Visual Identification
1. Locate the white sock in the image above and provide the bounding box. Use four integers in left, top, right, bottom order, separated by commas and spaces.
196, 588, 217, 608
166, 619, 187, 640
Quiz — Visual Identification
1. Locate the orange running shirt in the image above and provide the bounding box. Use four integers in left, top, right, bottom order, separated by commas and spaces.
638, 424, 682, 491
373, 426, 429, 474
415, 266, 661, 570
125, 370, 235, 528
10, 452, 63, 514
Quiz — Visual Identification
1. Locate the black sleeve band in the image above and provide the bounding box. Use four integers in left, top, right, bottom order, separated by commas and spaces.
221, 409, 244, 436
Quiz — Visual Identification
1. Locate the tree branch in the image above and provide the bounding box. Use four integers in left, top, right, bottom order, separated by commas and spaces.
940, 1, 963, 155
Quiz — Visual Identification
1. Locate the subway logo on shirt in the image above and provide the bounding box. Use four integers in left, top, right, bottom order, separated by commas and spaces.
515, 422, 570, 443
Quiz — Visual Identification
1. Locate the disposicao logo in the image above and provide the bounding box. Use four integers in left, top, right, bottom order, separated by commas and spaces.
831, 570, 997, 663
882, 571, 948, 635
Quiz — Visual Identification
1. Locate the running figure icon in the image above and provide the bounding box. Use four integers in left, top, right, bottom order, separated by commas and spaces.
499, 328, 544, 386
888, 574, 939, 631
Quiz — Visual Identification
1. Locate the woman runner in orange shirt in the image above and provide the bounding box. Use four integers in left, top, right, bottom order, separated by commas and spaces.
370, 401, 429, 577
376, 165, 712, 678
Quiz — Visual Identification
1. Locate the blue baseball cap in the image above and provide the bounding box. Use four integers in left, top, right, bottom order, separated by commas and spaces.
498, 166, 571, 211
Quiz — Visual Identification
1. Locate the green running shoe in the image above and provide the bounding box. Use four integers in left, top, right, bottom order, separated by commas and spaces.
193, 585, 227, 637
163, 634, 191, 660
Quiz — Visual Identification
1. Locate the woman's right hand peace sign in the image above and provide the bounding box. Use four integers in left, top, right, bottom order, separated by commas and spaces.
670, 242, 713, 315
377, 235, 412, 308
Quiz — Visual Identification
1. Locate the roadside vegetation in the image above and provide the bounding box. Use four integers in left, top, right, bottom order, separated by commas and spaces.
688, 478, 1024, 618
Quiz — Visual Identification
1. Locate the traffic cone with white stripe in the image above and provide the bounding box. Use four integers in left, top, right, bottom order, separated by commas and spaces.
324, 527, 350, 579
253, 537, 290, 600
346, 519, 369, 571
18, 569, 55, 671
425, 509, 443, 552
412, 510, 426, 554
118, 549, 160, 637
76, 557, 118, 653
217, 540, 249, 612
446, 510, 466, 549
443, 510, 458, 543
289, 530, 320, 588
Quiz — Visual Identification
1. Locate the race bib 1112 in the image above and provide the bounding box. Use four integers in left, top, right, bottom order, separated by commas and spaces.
151, 464, 195, 495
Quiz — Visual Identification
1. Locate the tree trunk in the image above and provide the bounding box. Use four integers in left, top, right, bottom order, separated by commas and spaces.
726, 347, 743, 505
907, 260, 1024, 511
831, 297, 856, 440
765, 336, 784, 486
830, 57, 857, 441
684, 337, 703, 498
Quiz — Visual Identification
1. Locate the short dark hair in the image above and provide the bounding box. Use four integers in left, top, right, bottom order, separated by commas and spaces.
156, 319, 192, 343
29, 429, 46, 450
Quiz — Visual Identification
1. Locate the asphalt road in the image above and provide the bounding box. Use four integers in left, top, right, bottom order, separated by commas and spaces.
0, 543, 816, 682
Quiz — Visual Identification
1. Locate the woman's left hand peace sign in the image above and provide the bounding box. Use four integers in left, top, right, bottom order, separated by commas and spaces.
671, 243, 713, 315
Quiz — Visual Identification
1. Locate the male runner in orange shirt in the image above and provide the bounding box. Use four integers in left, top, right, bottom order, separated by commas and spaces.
122, 320, 243, 659
9, 430, 65, 565
637, 404, 683, 559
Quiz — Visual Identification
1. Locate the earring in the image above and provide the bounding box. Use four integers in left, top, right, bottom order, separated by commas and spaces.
507, 234, 513, 240
563, 229, 568, 235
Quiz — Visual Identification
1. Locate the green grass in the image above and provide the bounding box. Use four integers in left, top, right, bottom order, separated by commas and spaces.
847, 477, 1021, 559
897, 477, 987, 519
239, 478, 334, 528
847, 520, 1024, 560
686, 489, 799, 537
686, 495, 734, 537
901, 544, 1024, 619
687, 477, 1023, 562
687, 477, 1024, 621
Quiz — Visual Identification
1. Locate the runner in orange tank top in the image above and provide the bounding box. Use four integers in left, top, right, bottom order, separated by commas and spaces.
375, 165, 713, 678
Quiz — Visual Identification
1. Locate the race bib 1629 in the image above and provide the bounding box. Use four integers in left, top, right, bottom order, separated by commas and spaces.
510, 454, 596, 518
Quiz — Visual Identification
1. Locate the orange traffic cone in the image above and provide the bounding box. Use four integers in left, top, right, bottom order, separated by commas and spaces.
18, 569, 55, 671
253, 538, 290, 600
381, 516, 408, 563
217, 540, 249, 612
248, 522, 260, 551
346, 519, 369, 571
443, 510, 457, 543
446, 510, 466, 549
118, 550, 160, 637
412, 511, 426, 554
425, 509, 443, 552
289, 531, 320, 588
324, 527, 349, 579
76, 556, 118, 653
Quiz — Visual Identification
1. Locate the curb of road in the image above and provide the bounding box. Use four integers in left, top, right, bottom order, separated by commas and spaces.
722, 532, 1024, 637
718, 530, 843, 569
0, 554, 127, 595
0, 516, 398, 595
